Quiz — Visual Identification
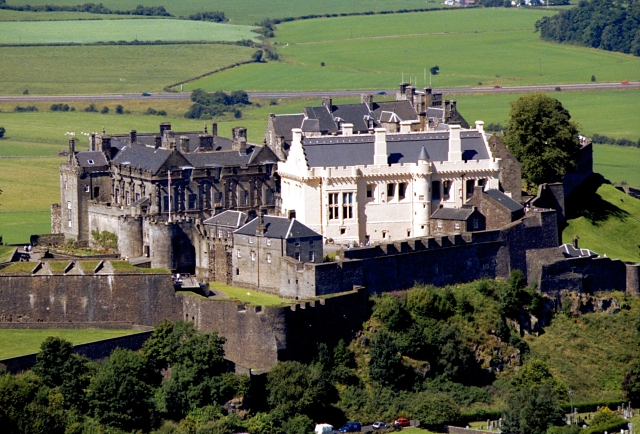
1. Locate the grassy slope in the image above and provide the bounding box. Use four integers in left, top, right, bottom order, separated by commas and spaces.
0, 19, 258, 44
0, 44, 255, 95
526, 293, 640, 403
562, 183, 640, 263
209, 282, 289, 307
2, 0, 445, 25
0, 329, 139, 359
593, 145, 640, 188
188, 9, 640, 91
0, 10, 148, 20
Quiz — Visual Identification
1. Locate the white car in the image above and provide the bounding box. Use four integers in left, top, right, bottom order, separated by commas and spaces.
372, 422, 391, 430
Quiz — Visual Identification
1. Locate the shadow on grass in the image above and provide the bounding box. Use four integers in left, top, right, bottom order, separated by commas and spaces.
565, 174, 630, 225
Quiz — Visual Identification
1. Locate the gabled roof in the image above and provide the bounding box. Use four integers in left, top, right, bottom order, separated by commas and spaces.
272, 114, 305, 141
431, 207, 475, 221
484, 189, 523, 213
203, 210, 248, 228
331, 103, 371, 133
373, 100, 418, 123
75, 151, 109, 168
303, 106, 339, 134
235, 216, 321, 239
559, 243, 598, 258
112, 144, 174, 174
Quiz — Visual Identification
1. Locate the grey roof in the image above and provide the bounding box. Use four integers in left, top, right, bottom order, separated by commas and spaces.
75, 151, 109, 167
203, 210, 248, 228
331, 103, 371, 132
559, 243, 598, 258
301, 131, 488, 168
301, 118, 320, 132
272, 114, 304, 141
303, 106, 339, 134
131, 196, 149, 207
112, 144, 173, 173
110, 133, 234, 153
235, 216, 321, 239
418, 146, 429, 161
484, 189, 523, 213
378, 111, 402, 123
431, 207, 475, 220
426, 107, 444, 120
373, 101, 418, 123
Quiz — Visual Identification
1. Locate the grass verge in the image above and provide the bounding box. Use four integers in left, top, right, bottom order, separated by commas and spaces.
209, 281, 289, 307
0, 329, 139, 359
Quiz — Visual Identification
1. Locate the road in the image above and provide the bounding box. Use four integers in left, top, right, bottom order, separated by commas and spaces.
0, 82, 637, 102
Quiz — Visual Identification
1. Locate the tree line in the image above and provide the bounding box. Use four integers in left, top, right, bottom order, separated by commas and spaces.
535, 0, 640, 56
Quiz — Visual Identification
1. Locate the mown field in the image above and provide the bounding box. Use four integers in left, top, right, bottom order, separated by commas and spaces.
188, 9, 640, 91
0, 329, 139, 359
2, 0, 445, 24
0, 9, 146, 20
0, 44, 255, 95
0, 19, 258, 44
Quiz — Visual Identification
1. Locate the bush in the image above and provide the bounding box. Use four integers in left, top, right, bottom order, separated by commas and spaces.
50, 103, 70, 112
0, 127, 5, 138
84, 104, 97, 112
115, 104, 124, 114
91, 230, 118, 250
14, 105, 38, 112
101, 106, 109, 114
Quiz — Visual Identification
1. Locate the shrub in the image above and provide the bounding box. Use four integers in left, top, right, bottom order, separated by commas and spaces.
0, 127, 5, 138
50, 103, 70, 112
84, 104, 97, 112
233, 109, 242, 119
100, 106, 109, 114
91, 230, 118, 250
14, 105, 38, 112
115, 104, 124, 114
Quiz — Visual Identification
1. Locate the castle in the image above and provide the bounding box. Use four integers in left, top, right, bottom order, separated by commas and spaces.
1, 89, 636, 371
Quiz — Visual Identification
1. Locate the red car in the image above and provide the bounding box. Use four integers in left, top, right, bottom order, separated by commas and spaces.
394, 418, 410, 427
621, 81, 631, 85
493, 85, 502, 89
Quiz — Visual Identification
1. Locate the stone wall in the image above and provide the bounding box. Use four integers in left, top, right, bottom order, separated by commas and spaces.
0, 273, 182, 326
487, 135, 522, 203
563, 142, 593, 198
50, 204, 62, 234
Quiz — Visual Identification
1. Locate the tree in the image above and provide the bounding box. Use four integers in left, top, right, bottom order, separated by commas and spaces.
409, 392, 460, 430
115, 104, 124, 114
0, 127, 5, 138
430, 65, 440, 75
501, 383, 565, 434
502, 93, 580, 187
591, 74, 596, 82
368, 329, 405, 388
252, 49, 264, 62
623, 360, 640, 405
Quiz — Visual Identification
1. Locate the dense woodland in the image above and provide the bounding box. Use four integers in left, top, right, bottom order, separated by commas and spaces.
3, 274, 640, 434
535, 0, 640, 56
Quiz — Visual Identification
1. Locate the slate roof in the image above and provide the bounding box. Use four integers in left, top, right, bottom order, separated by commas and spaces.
75, 151, 109, 168
559, 243, 598, 258
272, 114, 305, 141
331, 103, 372, 133
484, 189, 523, 213
112, 144, 173, 173
431, 207, 475, 220
301, 131, 488, 168
426, 107, 444, 121
235, 216, 321, 239
373, 101, 418, 123
110, 133, 233, 153
203, 210, 248, 228
303, 106, 339, 134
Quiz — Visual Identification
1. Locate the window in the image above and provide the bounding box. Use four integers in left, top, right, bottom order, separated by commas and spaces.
477, 179, 486, 187
84, 185, 90, 193
64, 180, 67, 189
431, 181, 440, 200
443, 181, 451, 201
309, 238, 314, 246
67, 201, 72, 209
328, 193, 339, 220
466, 179, 475, 199
382, 230, 388, 239
342, 192, 353, 219
236, 249, 241, 258
308, 251, 315, 262
387, 183, 395, 200
251, 251, 256, 261
218, 229, 223, 239
407, 230, 411, 238
115, 188, 121, 204
266, 253, 272, 263
266, 238, 271, 246
398, 182, 407, 200
340, 228, 346, 235
437, 220, 443, 228
366, 184, 375, 200
454, 221, 461, 230
294, 252, 301, 261
244, 191, 249, 206
87, 159, 94, 165
68, 208, 72, 227
249, 237, 254, 244
188, 194, 197, 210
163, 196, 169, 212
93, 187, 100, 198
265, 188, 273, 204
135, 192, 140, 202
126, 191, 130, 206
473, 218, 479, 229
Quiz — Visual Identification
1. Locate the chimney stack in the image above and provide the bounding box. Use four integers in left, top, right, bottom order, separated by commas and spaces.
211, 122, 218, 137
198, 134, 213, 151
68, 137, 75, 162
232, 127, 247, 154
179, 136, 190, 153
129, 130, 137, 144
374, 128, 388, 166
361, 93, 373, 109
154, 134, 161, 149
448, 125, 462, 161
322, 97, 332, 111
342, 123, 354, 136
159, 122, 171, 136
256, 207, 267, 235
287, 210, 296, 221
573, 236, 579, 249
89, 133, 96, 151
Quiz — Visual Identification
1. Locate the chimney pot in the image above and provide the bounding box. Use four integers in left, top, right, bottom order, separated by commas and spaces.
129, 129, 137, 143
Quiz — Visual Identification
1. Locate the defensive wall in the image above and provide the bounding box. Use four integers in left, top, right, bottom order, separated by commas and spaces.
276, 210, 559, 298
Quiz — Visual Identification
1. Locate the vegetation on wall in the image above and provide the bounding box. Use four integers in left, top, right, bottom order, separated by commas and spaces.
91, 230, 118, 251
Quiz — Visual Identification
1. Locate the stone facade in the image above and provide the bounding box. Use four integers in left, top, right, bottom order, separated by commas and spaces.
464, 186, 525, 230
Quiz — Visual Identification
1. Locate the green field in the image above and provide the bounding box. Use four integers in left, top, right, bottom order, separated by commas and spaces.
0, 19, 258, 45
0, 329, 139, 359
2, 0, 446, 25
210, 282, 288, 307
188, 9, 640, 91
562, 183, 640, 263
0, 43, 255, 95
0, 10, 148, 21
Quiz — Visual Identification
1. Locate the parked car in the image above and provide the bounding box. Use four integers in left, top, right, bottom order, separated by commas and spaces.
394, 418, 410, 428
493, 85, 502, 89
315, 424, 334, 434
142, 92, 151, 96
339, 422, 362, 432
377, 91, 387, 95
621, 81, 631, 85
57, 149, 68, 156
372, 422, 391, 430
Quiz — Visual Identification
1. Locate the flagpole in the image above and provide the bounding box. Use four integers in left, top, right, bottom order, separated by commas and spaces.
168, 170, 172, 222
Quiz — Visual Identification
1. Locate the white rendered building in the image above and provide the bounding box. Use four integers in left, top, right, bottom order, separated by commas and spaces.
278, 121, 513, 245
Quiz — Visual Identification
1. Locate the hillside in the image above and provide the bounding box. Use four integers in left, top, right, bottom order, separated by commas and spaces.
563, 176, 640, 263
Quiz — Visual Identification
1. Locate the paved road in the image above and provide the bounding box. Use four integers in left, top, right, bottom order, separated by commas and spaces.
0, 82, 637, 102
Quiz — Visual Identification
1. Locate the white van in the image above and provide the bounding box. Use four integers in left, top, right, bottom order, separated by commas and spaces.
315, 423, 334, 434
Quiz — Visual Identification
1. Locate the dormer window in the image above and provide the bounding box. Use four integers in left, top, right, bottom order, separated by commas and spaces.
87, 159, 95, 165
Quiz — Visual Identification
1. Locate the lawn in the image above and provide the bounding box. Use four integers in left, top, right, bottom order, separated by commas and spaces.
562, 183, 640, 263
2, 0, 446, 25
0, 10, 147, 21
210, 281, 289, 307
0, 19, 258, 45
0, 329, 140, 359
0, 43, 255, 95
0, 245, 15, 262
187, 9, 640, 91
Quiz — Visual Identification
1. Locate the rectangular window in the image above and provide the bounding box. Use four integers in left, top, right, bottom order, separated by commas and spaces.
477, 179, 486, 187
227, 230, 232, 238
93, 187, 100, 198
308, 251, 315, 262
473, 218, 479, 229
328, 193, 339, 220
454, 221, 461, 230
135, 192, 140, 202
236, 249, 241, 258
244, 191, 249, 206
443, 181, 451, 201
67, 209, 72, 227
294, 252, 301, 261
84, 185, 90, 193
265, 188, 273, 204
266, 238, 271, 246
432, 181, 441, 200
366, 184, 375, 200
218, 229, 223, 239
249, 237, 254, 244
309, 239, 314, 246
126, 191, 130, 206
342, 192, 353, 219
466, 179, 475, 199
115, 188, 121, 204
163, 196, 169, 212
437, 219, 443, 228
398, 182, 407, 200
188, 194, 197, 209
266, 253, 272, 263
67, 201, 72, 209
387, 183, 395, 200
250, 251, 256, 261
